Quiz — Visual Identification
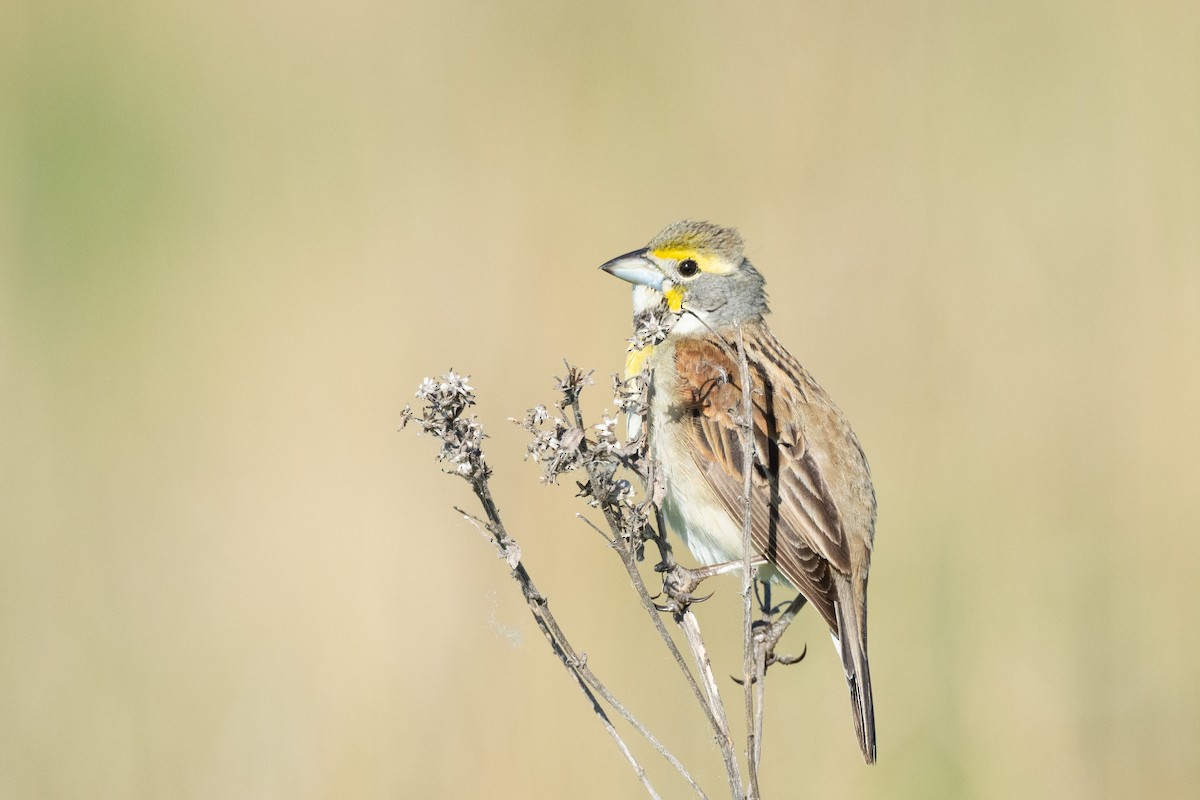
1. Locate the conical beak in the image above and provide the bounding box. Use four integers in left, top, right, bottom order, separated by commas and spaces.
599, 249, 664, 290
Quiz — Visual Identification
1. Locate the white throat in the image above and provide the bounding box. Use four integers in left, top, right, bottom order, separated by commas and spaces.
630, 285, 662, 315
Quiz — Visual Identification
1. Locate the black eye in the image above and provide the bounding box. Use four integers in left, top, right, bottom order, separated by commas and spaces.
678, 258, 699, 277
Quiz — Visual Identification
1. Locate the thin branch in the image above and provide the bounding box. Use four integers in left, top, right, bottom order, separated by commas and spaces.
752, 639, 767, 770
677, 607, 743, 800
735, 323, 762, 799
561, 374, 744, 799
576, 512, 615, 544
574, 653, 711, 800
614, 532, 726, 734
467, 478, 709, 798
568, 654, 661, 799
576, 510, 737, 800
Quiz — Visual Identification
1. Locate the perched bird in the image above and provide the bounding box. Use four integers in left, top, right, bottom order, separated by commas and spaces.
600, 220, 878, 763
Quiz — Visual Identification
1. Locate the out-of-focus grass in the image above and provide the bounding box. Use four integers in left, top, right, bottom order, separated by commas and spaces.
2, 1, 1197, 798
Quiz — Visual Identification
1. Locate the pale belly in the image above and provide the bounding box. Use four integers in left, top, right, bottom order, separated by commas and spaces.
650, 393, 790, 586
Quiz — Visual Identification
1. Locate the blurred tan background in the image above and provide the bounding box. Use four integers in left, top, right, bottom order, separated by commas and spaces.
2, 1, 1198, 797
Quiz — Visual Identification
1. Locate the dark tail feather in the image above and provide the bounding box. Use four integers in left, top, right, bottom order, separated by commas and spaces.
835, 582, 876, 764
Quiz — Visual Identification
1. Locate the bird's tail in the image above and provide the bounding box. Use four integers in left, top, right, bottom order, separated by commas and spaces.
835, 581, 876, 764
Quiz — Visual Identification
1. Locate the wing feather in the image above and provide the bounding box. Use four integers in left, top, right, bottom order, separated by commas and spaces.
673, 331, 852, 631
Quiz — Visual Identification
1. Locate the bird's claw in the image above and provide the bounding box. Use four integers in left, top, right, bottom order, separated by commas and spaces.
652, 588, 714, 614
766, 643, 807, 669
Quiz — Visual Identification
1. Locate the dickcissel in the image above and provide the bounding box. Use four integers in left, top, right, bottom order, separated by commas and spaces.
600, 220, 878, 764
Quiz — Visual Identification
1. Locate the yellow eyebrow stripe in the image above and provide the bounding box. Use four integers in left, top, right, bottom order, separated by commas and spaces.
649, 248, 735, 275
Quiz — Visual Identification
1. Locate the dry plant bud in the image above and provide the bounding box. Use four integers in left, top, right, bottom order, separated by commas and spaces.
555, 363, 595, 411
592, 412, 620, 455
628, 299, 679, 352
612, 373, 648, 422
400, 370, 490, 481
510, 403, 585, 484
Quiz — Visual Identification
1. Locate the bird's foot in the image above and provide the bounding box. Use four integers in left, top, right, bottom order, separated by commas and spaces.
652, 563, 721, 612
758, 593, 809, 670
652, 557, 769, 612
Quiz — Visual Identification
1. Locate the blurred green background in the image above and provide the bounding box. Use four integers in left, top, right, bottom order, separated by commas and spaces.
3, 1, 1198, 797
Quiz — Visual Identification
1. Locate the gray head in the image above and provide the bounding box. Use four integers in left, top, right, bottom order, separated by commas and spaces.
600, 220, 769, 333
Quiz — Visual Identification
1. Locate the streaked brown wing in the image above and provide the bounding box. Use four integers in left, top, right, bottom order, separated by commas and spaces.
673, 332, 850, 632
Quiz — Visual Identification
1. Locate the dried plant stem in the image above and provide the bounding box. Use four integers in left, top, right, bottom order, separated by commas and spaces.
642, 510, 745, 800
735, 324, 763, 799
678, 607, 745, 800
613, 531, 728, 737
563, 391, 743, 800
469, 479, 707, 799
574, 516, 737, 800
752, 643, 767, 769
576, 654, 709, 800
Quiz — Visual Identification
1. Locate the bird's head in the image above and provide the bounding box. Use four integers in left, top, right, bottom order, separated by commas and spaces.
600, 220, 768, 334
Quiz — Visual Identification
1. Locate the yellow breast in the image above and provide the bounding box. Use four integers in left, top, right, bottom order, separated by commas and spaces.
625, 344, 656, 379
